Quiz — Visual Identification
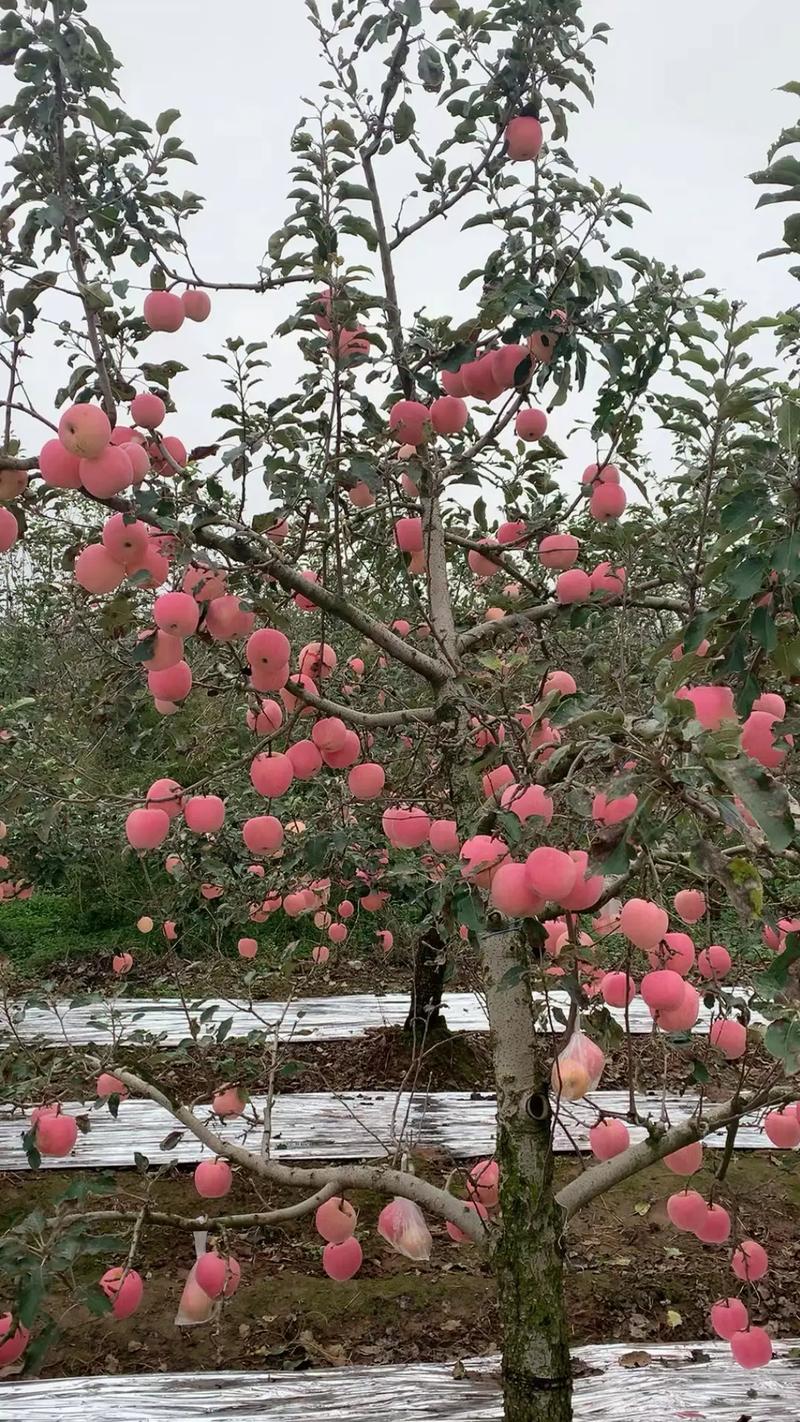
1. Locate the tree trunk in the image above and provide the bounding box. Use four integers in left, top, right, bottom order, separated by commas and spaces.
404, 924, 448, 1034
481, 928, 572, 1422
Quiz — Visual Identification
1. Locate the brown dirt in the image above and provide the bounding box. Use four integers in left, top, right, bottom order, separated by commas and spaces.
1, 1155, 799, 1379
14, 942, 479, 1004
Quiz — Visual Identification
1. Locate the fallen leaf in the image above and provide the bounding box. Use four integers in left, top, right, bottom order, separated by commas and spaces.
627, 1313, 650, 1340
619, 1350, 653, 1369
667, 1309, 683, 1329
633, 1201, 651, 1217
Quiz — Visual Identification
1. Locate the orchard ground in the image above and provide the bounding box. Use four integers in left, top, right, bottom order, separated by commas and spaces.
0, 1156, 798, 1378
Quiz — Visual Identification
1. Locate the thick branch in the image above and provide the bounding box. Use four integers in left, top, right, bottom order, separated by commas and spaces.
360, 24, 412, 396
0, 455, 38, 471
189, 522, 450, 686
459, 600, 559, 654
285, 677, 435, 728
51, 1, 116, 423
51, 1184, 339, 1232
422, 477, 461, 675
458, 595, 691, 656
111, 1066, 485, 1243
556, 1085, 795, 1219
0, 402, 58, 436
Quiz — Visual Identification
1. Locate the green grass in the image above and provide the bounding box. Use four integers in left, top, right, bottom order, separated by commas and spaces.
0, 892, 133, 979
0, 888, 411, 992
0, 874, 777, 994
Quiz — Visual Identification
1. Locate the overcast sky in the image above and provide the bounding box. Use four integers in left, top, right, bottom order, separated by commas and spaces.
8, 1, 800, 495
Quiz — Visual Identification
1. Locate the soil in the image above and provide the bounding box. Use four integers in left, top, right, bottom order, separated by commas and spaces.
4, 939, 477, 1003
1, 1155, 799, 1380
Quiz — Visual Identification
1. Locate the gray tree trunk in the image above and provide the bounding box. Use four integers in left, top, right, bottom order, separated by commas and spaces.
481, 928, 572, 1422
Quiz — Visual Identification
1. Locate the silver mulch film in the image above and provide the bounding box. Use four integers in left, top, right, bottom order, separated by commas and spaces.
0, 1089, 774, 1171
1, 1344, 798, 1420
0, 988, 759, 1048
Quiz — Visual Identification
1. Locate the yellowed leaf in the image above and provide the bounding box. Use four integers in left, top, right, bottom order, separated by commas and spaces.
666, 1309, 682, 1329
633, 1201, 651, 1217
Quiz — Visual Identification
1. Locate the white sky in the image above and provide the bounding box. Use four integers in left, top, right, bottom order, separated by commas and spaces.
7, 1, 800, 498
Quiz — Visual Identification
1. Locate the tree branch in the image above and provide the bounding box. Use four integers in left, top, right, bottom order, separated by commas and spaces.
422, 474, 462, 676
360, 23, 412, 396
110, 1066, 486, 1243
175, 520, 451, 686
285, 677, 435, 728
556, 1085, 795, 1219
50, 1184, 339, 1233
458, 595, 690, 656
51, 0, 116, 423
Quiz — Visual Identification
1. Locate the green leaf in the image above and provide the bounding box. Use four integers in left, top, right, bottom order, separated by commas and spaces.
499, 963, 528, 989
600, 341, 624, 378
720, 489, 763, 531
23, 1128, 41, 1171
773, 636, 800, 678
155, 108, 181, 136
682, 613, 713, 653
79, 1234, 130, 1254
617, 190, 651, 212
22, 1317, 58, 1372
778, 399, 800, 450
682, 347, 719, 375
327, 117, 357, 148
340, 215, 378, 251
785, 212, 800, 250
756, 932, 800, 996
130, 240, 150, 267
393, 100, 415, 143
1, 695, 35, 715
548, 692, 594, 727
461, 212, 496, 231
711, 757, 795, 850
418, 48, 444, 92
83, 1284, 113, 1317
303, 834, 330, 869
18, 1277, 43, 1328
750, 604, 777, 652
453, 887, 482, 933
725, 555, 768, 599
751, 155, 800, 186
772, 532, 800, 578
764, 1016, 800, 1071
336, 181, 372, 202
594, 835, 631, 877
